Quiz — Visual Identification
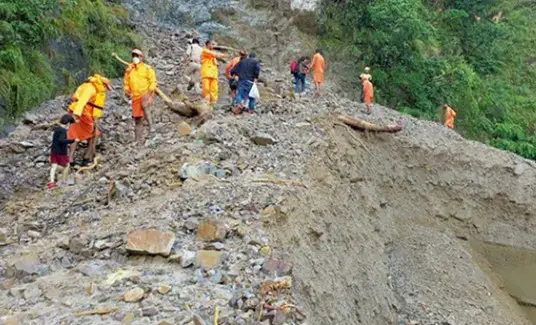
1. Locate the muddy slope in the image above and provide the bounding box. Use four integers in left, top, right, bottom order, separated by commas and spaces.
270, 111, 536, 325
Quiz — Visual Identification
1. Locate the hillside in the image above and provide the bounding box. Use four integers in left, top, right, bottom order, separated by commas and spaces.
319, 0, 536, 159
1, 1, 536, 325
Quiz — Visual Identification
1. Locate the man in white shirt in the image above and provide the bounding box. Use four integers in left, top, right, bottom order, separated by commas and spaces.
184, 38, 202, 93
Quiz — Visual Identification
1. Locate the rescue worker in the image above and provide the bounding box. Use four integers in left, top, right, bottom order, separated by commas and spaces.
310, 49, 326, 97
200, 40, 228, 105
359, 67, 372, 103
67, 73, 112, 165
184, 38, 202, 92
231, 53, 261, 114
444, 104, 457, 129
225, 50, 247, 103
362, 78, 374, 114
123, 49, 157, 145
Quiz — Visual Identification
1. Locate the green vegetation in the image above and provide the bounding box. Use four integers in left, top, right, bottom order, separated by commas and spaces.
319, 0, 536, 159
0, 0, 139, 127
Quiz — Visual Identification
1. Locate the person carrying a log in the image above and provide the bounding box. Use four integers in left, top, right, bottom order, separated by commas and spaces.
67, 73, 112, 165
359, 67, 372, 102
49, 114, 78, 189
310, 49, 326, 97
123, 49, 157, 145
444, 104, 457, 129
225, 50, 247, 103
362, 77, 374, 114
231, 53, 261, 115
184, 38, 202, 92
200, 40, 228, 105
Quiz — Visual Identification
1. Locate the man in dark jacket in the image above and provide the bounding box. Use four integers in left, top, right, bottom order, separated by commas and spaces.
231, 53, 261, 114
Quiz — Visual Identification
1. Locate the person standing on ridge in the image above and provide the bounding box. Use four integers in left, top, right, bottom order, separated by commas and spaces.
359, 66, 372, 103
184, 38, 202, 92
231, 52, 261, 114
444, 104, 457, 129
67, 73, 112, 165
49, 114, 78, 189
310, 49, 326, 97
293, 56, 309, 98
123, 49, 157, 145
362, 77, 374, 114
200, 40, 228, 105
226, 50, 247, 103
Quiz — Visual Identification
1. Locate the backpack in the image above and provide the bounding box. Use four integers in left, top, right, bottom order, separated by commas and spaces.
290, 60, 298, 74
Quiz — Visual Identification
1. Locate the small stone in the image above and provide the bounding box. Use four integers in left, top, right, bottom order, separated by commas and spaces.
193, 314, 207, 325
262, 258, 292, 276
27, 230, 41, 239
235, 226, 250, 238
177, 121, 192, 136
206, 242, 225, 250
195, 250, 224, 269
196, 219, 228, 242
260, 246, 271, 257
210, 271, 223, 284
123, 287, 145, 302
181, 250, 196, 268
23, 285, 42, 301
168, 254, 181, 263
141, 306, 159, 316
12, 254, 43, 276
158, 321, 173, 325
295, 122, 311, 128
93, 240, 108, 250
126, 229, 175, 257
251, 132, 276, 146
19, 141, 35, 148
121, 312, 135, 325
69, 237, 88, 254
158, 284, 170, 295
184, 217, 200, 231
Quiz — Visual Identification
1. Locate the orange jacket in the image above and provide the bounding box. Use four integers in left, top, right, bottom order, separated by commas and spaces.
363, 79, 374, 104
445, 106, 456, 128
201, 48, 218, 79
311, 53, 326, 75
69, 74, 110, 121
123, 62, 157, 100
225, 56, 241, 79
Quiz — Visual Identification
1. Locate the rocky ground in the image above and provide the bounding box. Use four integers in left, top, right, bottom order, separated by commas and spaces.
2, 3, 536, 325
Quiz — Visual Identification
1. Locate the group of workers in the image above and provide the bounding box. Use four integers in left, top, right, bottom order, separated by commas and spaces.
185, 39, 261, 114
290, 49, 326, 98
48, 48, 156, 188
47, 40, 457, 188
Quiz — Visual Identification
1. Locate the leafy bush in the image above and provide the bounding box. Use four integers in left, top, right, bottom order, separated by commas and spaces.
0, 0, 139, 123
319, 0, 536, 159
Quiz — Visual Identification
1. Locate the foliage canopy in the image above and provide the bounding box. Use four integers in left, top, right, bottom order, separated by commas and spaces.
319, 0, 536, 159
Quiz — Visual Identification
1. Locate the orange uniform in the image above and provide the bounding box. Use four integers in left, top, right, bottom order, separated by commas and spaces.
124, 62, 157, 118
311, 53, 326, 85
363, 79, 374, 105
201, 48, 219, 104
445, 106, 456, 129
225, 56, 241, 79
67, 75, 110, 141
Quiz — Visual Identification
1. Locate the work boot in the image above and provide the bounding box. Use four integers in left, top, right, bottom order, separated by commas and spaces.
47, 182, 56, 190
247, 109, 254, 115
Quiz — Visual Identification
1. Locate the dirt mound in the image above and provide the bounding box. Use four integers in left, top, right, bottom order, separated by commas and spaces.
269, 115, 536, 324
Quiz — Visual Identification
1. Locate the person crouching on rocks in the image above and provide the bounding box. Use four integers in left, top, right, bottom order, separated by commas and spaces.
49, 114, 78, 189
67, 73, 112, 165
123, 49, 157, 145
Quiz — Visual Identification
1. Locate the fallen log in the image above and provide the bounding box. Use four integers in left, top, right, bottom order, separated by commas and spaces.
111, 52, 212, 122
337, 114, 402, 133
